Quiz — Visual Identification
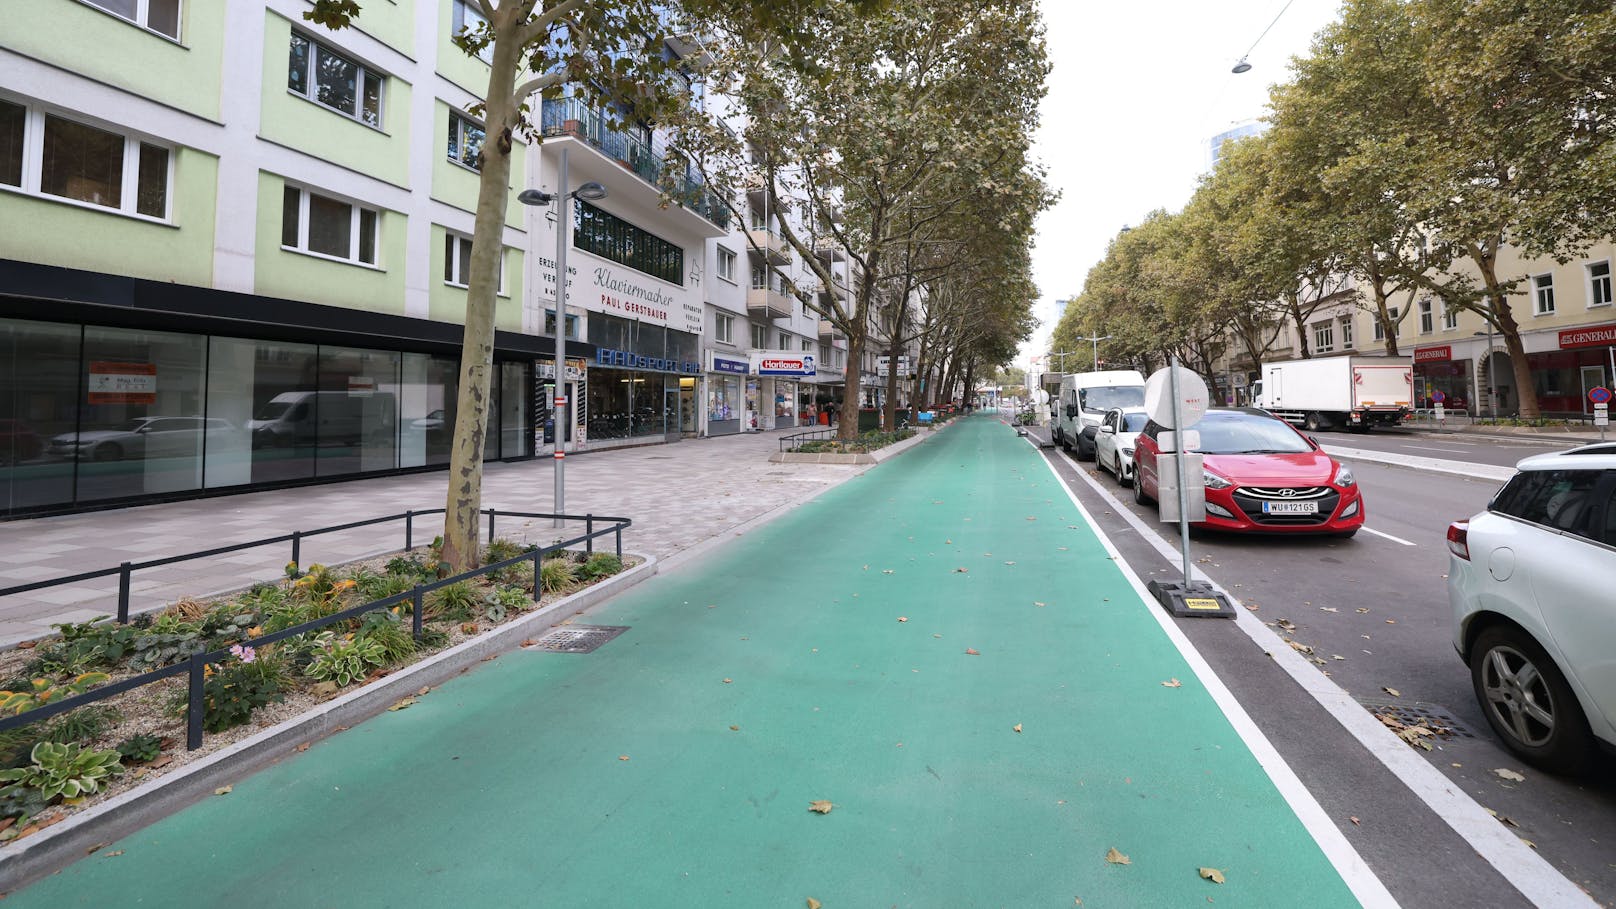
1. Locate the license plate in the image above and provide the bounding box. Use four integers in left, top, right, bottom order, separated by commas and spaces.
1263, 501, 1318, 515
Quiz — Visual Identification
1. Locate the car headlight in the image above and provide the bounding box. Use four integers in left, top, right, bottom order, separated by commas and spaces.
1202, 469, 1232, 490
1121, 446, 1134, 457
1333, 463, 1356, 487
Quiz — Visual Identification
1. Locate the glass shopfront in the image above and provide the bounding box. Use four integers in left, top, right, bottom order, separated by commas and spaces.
773, 379, 797, 427
0, 315, 533, 518
584, 313, 699, 444
707, 374, 742, 434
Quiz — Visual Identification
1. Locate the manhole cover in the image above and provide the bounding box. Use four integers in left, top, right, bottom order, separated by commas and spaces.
1357, 698, 1476, 738
527, 625, 629, 653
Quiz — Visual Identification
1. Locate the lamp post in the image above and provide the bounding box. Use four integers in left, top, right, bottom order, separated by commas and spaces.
518, 145, 608, 527
1047, 350, 1075, 373
1074, 333, 1111, 371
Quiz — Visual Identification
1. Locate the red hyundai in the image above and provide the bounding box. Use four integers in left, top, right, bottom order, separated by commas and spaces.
1132, 408, 1365, 537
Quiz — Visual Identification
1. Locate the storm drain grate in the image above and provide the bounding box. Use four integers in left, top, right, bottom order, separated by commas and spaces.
527, 625, 630, 654
1357, 698, 1477, 738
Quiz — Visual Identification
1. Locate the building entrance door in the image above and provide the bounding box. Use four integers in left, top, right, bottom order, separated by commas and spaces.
679, 377, 697, 437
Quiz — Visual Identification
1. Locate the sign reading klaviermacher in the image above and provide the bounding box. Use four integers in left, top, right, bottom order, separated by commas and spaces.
1559, 323, 1616, 350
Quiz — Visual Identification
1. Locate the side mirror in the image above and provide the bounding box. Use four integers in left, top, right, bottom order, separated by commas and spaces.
1099, 424, 1115, 434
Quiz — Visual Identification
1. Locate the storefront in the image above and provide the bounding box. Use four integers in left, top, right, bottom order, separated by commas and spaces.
753, 350, 815, 430
1545, 324, 1616, 416
583, 313, 701, 447
1412, 345, 1473, 413
705, 353, 748, 436
0, 259, 568, 519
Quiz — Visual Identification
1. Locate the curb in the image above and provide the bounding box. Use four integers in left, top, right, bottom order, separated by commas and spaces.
766, 422, 944, 466
0, 554, 659, 893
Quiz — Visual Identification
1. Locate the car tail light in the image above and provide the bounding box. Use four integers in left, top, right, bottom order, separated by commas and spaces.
1446, 521, 1470, 560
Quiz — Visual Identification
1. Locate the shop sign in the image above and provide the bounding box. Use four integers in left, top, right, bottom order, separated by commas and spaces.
1413, 345, 1452, 363
88, 361, 157, 404
752, 351, 815, 376
537, 358, 587, 381
596, 348, 700, 374
709, 354, 749, 375
1559, 323, 1616, 350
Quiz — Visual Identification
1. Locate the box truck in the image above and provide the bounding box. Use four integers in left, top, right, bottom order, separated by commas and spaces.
1252, 355, 1413, 432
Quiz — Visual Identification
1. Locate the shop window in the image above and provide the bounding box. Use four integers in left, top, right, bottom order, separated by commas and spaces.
204, 337, 319, 487
1533, 274, 1555, 315
447, 112, 485, 171
72, 327, 207, 503
2, 100, 172, 219
282, 185, 378, 266
1589, 261, 1612, 308
451, 0, 494, 63
313, 347, 401, 478
717, 247, 736, 282
0, 319, 81, 515
715, 312, 734, 344
288, 33, 384, 128
443, 232, 503, 292
1418, 298, 1434, 334
1312, 321, 1335, 353
83, 0, 180, 39
573, 200, 682, 284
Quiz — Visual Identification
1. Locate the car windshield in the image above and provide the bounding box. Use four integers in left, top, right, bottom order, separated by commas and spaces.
1195, 413, 1313, 454
1080, 386, 1144, 411
1121, 412, 1148, 432
255, 402, 291, 420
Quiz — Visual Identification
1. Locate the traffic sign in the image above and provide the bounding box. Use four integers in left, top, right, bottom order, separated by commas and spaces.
1597, 402, 1609, 427
1144, 366, 1209, 429
1589, 386, 1612, 405
1431, 390, 1445, 404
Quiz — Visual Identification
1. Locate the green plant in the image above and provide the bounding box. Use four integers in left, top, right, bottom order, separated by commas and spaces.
304, 632, 388, 688
0, 782, 50, 823
481, 586, 531, 624
484, 538, 528, 565
428, 582, 479, 622
43, 705, 121, 744
128, 628, 207, 670
115, 733, 164, 764
385, 554, 435, 581
537, 559, 576, 595
51, 617, 113, 643
0, 724, 42, 769
356, 611, 416, 664
0, 741, 123, 802
354, 567, 416, 603
0, 673, 111, 716
171, 658, 285, 733
20, 640, 103, 676
579, 553, 624, 580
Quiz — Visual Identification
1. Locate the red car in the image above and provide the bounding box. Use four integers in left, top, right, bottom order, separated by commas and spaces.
1132, 408, 1364, 537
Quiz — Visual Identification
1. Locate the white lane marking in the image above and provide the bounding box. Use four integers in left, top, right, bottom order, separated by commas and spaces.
1029, 443, 1400, 907
1404, 445, 1475, 453
1036, 439, 1597, 909
1360, 526, 1417, 547
1323, 446, 1517, 483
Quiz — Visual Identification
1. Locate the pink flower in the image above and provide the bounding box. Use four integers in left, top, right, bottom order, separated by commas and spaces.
229, 644, 257, 664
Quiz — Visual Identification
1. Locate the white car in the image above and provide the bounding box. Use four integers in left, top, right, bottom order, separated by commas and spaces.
1448, 442, 1616, 773
1094, 407, 1148, 486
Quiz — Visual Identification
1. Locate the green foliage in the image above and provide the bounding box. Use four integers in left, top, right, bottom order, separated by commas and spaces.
537, 559, 576, 595
579, 553, 624, 581
175, 658, 286, 734
354, 567, 417, 603
356, 611, 416, 665
0, 723, 42, 769
428, 582, 479, 622
796, 428, 915, 454
0, 741, 123, 802
480, 586, 532, 624
115, 733, 164, 765
304, 632, 388, 689
385, 554, 435, 583
128, 628, 207, 670
43, 705, 121, 745
484, 538, 529, 565
0, 673, 110, 716
0, 782, 50, 821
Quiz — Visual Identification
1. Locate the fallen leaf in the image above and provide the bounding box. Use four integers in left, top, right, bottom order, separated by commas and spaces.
104, 850, 124, 857
965, 648, 980, 656
1386, 619, 1397, 625
618, 755, 630, 761
1332, 654, 1346, 661
520, 638, 538, 647
1162, 678, 1183, 688
1382, 687, 1401, 698
295, 742, 310, 753
214, 786, 233, 796
1004, 561, 1016, 566
809, 800, 834, 814
729, 725, 739, 731
416, 686, 432, 696
1319, 606, 1338, 613
898, 616, 908, 622
808, 899, 822, 909
387, 697, 416, 711
1199, 867, 1225, 884
1493, 768, 1526, 782
1350, 816, 1360, 826
953, 567, 969, 573
1105, 847, 1131, 865
1034, 601, 1046, 607
148, 755, 173, 769
722, 678, 733, 684
883, 569, 895, 574
1356, 608, 1370, 614
945, 539, 953, 544
86, 841, 109, 854
1013, 724, 1023, 733
1288, 641, 1315, 655
1026, 516, 1037, 521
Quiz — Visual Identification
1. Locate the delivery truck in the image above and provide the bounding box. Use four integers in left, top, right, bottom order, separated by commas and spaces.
1251, 355, 1413, 432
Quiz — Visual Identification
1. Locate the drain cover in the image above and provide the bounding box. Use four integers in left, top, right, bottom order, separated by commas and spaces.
527, 625, 629, 653
1357, 698, 1476, 738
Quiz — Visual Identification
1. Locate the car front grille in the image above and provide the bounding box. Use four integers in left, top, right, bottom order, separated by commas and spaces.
1231, 486, 1340, 526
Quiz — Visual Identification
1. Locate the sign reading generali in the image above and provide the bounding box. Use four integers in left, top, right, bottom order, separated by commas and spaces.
1413, 345, 1452, 363
752, 351, 815, 376
1559, 323, 1616, 350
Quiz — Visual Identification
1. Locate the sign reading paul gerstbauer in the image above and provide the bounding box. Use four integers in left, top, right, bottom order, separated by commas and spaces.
535, 205, 705, 338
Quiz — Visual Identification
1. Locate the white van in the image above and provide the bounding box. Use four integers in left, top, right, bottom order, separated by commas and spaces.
1054, 370, 1146, 460
247, 390, 396, 449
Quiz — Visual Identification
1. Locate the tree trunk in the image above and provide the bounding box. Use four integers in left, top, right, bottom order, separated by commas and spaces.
1475, 251, 1541, 420
440, 28, 523, 574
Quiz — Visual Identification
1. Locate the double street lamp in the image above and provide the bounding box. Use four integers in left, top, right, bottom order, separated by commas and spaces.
518, 145, 608, 527
1074, 333, 1112, 371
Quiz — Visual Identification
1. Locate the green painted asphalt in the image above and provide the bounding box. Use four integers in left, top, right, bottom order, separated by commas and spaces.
8, 416, 1362, 907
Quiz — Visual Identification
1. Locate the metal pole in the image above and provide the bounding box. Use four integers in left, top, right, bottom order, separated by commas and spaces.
117, 562, 132, 624
554, 145, 569, 529
1170, 357, 1192, 585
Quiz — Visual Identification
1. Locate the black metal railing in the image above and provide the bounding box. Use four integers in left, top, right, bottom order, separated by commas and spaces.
779, 426, 910, 454
0, 508, 630, 751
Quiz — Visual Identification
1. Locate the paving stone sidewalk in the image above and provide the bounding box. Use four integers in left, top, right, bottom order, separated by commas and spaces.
0, 427, 870, 647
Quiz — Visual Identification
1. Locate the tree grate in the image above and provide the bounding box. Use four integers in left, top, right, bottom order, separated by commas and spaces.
526, 625, 630, 654
1357, 698, 1477, 738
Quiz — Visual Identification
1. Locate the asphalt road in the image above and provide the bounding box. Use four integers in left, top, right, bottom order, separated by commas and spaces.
1307, 426, 1585, 468
1040, 437, 1616, 908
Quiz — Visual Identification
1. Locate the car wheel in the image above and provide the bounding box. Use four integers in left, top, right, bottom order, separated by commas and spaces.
1114, 454, 1131, 487
1304, 412, 1322, 432
1470, 625, 1595, 774
93, 443, 122, 462
1133, 470, 1153, 506
1078, 436, 1094, 461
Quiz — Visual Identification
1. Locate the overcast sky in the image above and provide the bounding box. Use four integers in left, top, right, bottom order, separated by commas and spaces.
1022, 0, 1346, 368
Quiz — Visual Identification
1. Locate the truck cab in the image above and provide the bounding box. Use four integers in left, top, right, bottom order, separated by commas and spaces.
1054, 370, 1146, 460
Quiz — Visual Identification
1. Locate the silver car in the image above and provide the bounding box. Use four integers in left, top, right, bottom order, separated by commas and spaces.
1448, 442, 1616, 773
50, 417, 235, 462
1094, 407, 1148, 486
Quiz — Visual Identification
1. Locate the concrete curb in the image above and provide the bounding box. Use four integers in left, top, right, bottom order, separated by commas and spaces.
1320, 445, 1517, 483
0, 554, 659, 892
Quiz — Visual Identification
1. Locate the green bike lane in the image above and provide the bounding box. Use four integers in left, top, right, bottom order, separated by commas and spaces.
9, 416, 1376, 907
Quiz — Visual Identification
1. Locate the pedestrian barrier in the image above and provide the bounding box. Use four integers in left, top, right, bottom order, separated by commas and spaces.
0, 507, 631, 751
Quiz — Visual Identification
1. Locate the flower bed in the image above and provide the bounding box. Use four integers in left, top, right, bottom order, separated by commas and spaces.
794, 428, 917, 454
0, 540, 633, 845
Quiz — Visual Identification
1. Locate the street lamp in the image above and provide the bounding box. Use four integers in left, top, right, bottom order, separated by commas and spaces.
1074, 333, 1111, 371
519, 145, 608, 527
1047, 350, 1076, 373
1229, 0, 1297, 74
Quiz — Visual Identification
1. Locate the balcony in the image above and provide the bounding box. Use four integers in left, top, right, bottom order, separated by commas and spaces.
745, 227, 792, 266
744, 174, 790, 214
812, 235, 846, 262
818, 319, 845, 342
748, 277, 794, 320
541, 97, 730, 230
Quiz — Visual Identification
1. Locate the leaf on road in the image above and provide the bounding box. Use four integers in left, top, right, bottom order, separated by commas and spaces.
883, 569, 895, 574
1199, 867, 1225, 884
1332, 654, 1346, 661
898, 616, 908, 622
1288, 640, 1314, 655
1162, 678, 1182, 688
104, 850, 123, 857
722, 678, 733, 684
965, 648, 980, 655
1493, 768, 1526, 782
1057, 546, 1069, 551
295, 742, 310, 753
1382, 687, 1401, 698
945, 539, 953, 544
1356, 608, 1370, 614
1350, 816, 1360, 826
417, 686, 432, 697
809, 800, 834, 814
387, 697, 416, 712
808, 899, 822, 909
1004, 561, 1016, 566
1386, 619, 1397, 624
1013, 724, 1023, 733
618, 755, 630, 761
1105, 847, 1131, 865
729, 725, 739, 731
1026, 516, 1037, 521
954, 567, 969, 573
1276, 619, 1296, 632
214, 786, 232, 796
1319, 606, 1338, 613
1034, 601, 1046, 607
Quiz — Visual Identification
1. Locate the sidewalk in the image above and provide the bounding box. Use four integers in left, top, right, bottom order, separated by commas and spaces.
0, 426, 859, 648
2, 415, 1372, 907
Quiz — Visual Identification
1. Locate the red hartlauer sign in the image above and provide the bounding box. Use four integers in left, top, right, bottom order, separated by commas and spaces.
1413, 346, 1451, 363
1559, 323, 1616, 349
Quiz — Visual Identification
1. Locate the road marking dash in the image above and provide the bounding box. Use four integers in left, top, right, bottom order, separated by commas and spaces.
1360, 526, 1416, 547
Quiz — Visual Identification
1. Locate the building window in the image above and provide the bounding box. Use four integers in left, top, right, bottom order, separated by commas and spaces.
288, 33, 384, 128
1442, 302, 1459, 330
83, 0, 180, 39
1589, 261, 1612, 308
1533, 273, 1555, 315
0, 100, 171, 219
572, 201, 683, 284
451, 0, 494, 63
447, 112, 485, 171
1312, 321, 1335, 352
1373, 307, 1398, 342
1339, 316, 1354, 349
443, 232, 502, 292
801, 339, 813, 352
715, 312, 734, 344
778, 331, 790, 350
750, 323, 766, 349
716, 247, 736, 282
282, 185, 378, 266
543, 311, 579, 339
1418, 298, 1434, 334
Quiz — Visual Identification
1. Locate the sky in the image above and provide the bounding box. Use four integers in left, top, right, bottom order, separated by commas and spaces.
1022, 0, 1347, 369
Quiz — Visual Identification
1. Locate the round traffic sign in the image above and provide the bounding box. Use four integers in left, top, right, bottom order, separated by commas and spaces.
1144, 366, 1210, 429
1590, 386, 1612, 404
1431, 390, 1445, 403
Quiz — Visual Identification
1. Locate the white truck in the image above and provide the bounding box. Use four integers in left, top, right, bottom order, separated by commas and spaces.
1252, 355, 1413, 433
1054, 369, 1147, 459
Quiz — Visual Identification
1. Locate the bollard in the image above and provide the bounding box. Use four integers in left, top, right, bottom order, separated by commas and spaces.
186, 654, 206, 750
532, 550, 542, 593
586, 515, 594, 555
411, 587, 424, 641
290, 530, 302, 572
405, 510, 414, 551
615, 525, 622, 559
117, 562, 132, 624
488, 508, 496, 543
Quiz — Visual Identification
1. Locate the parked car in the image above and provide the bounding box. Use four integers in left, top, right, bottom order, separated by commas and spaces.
1053, 370, 1146, 460
1447, 442, 1616, 773
1132, 408, 1364, 536
49, 417, 235, 461
1094, 407, 1148, 486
